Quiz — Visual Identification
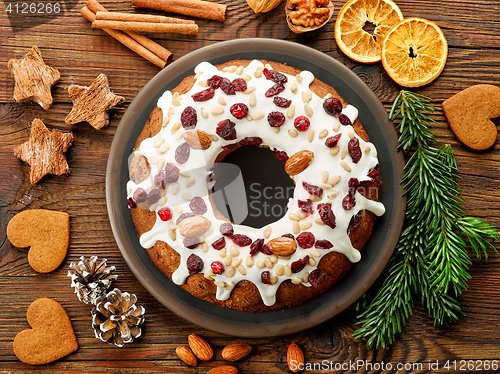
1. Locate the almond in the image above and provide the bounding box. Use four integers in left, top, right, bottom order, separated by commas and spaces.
183, 129, 212, 150
178, 216, 212, 238
267, 237, 297, 256
287, 342, 304, 373
188, 334, 213, 361
221, 342, 252, 361
285, 150, 314, 175
207, 365, 238, 374
176, 346, 197, 366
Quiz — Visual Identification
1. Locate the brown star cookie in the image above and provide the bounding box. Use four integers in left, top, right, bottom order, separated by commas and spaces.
7, 46, 60, 110
65, 73, 125, 129
14, 118, 73, 185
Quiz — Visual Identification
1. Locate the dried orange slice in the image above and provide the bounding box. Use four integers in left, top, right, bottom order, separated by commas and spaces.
381, 17, 448, 87
334, 0, 403, 63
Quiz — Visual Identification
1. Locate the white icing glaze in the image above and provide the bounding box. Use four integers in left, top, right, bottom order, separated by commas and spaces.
127, 60, 385, 306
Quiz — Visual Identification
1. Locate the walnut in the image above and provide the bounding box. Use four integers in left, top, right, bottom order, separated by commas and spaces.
286, 0, 334, 33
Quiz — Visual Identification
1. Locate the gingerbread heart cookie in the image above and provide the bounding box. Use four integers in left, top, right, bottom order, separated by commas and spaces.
442, 84, 500, 150
7, 209, 70, 273
13, 298, 78, 365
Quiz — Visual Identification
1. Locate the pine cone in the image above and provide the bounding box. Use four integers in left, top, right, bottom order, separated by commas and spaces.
91, 288, 145, 347
68, 255, 118, 304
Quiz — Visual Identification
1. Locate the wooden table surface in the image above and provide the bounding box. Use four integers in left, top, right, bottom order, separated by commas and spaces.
1, 0, 499, 373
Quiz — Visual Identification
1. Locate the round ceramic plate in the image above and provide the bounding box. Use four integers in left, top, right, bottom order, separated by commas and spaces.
106, 38, 405, 338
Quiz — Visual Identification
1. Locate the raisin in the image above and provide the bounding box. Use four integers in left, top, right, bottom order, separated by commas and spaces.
303, 182, 323, 197
291, 256, 310, 273
192, 87, 215, 102
317, 203, 336, 229
211, 261, 224, 275
348, 137, 362, 163
273, 96, 291, 108
186, 253, 203, 274
315, 239, 333, 249
249, 238, 264, 256
348, 211, 363, 233
260, 244, 273, 255
298, 199, 313, 216
211, 237, 226, 250
294, 116, 310, 132
325, 133, 342, 148
189, 196, 207, 214
263, 68, 288, 83
176, 212, 196, 225
216, 119, 237, 140
175, 142, 190, 164
232, 234, 252, 247
146, 189, 161, 205
261, 270, 272, 285
230, 103, 249, 119
154, 171, 167, 189
157, 207, 172, 221
342, 193, 356, 211
273, 149, 289, 164
240, 137, 263, 146
220, 77, 236, 95
265, 83, 285, 97
296, 232, 315, 249
184, 237, 201, 250
267, 111, 285, 127
133, 188, 147, 203
323, 97, 342, 116
231, 78, 247, 92
309, 269, 324, 288
207, 75, 223, 88
338, 113, 352, 126
181, 106, 197, 129
220, 222, 234, 237
164, 163, 180, 183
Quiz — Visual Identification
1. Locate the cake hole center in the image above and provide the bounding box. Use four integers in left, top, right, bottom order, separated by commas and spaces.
212, 146, 295, 229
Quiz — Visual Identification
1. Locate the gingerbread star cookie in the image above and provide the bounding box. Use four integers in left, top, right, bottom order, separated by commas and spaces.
65, 73, 125, 129
7, 46, 60, 110
14, 118, 73, 185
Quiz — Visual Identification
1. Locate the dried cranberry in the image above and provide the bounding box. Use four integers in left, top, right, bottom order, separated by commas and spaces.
263, 68, 288, 83
211, 237, 226, 250
249, 238, 264, 256
309, 269, 324, 288
240, 137, 262, 146
232, 78, 247, 92
175, 142, 190, 164
261, 271, 272, 285
342, 193, 356, 211
348, 177, 360, 192
325, 133, 342, 148
348, 137, 362, 163
317, 203, 336, 229
296, 232, 315, 249
154, 171, 167, 189
338, 113, 352, 126
146, 189, 161, 205
211, 261, 224, 275
260, 244, 273, 255
273, 149, 289, 164
180, 106, 197, 129
298, 199, 313, 216
220, 222, 234, 237
189, 196, 207, 215
186, 253, 203, 274
282, 233, 295, 240
267, 111, 285, 127
367, 168, 379, 181
230, 103, 249, 119
303, 182, 323, 197
220, 77, 236, 95
223, 143, 238, 153
315, 239, 333, 249
273, 96, 291, 108
158, 207, 172, 221
348, 211, 363, 233
216, 119, 237, 140
133, 188, 147, 203
323, 97, 342, 116
127, 197, 137, 209
192, 87, 215, 102
184, 237, 201, 250
232, 234, 252, 247
291, 256, 310, 273
207, 75, 223, 88
265, 83, 285, 97
176, 212, 196, 225
294, 116, 310, 132
164, 163, 180, 183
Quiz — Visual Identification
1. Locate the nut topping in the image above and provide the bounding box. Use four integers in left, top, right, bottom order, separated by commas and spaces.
178, 215, 212, 237
182, 129, 212, 150
267, 237, 297, 256
285, 150, 314, 175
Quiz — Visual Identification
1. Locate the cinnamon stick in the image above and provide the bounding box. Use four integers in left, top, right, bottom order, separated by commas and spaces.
131, 0, 226, 22
95, 10, 196, 24
92, 20, 199, 35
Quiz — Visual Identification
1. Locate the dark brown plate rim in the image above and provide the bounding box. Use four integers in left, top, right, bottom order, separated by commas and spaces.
106, 38, 405, 338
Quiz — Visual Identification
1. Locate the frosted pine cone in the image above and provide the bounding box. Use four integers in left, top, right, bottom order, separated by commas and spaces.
91, 288, 145, 347
68, 256, 118, 304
